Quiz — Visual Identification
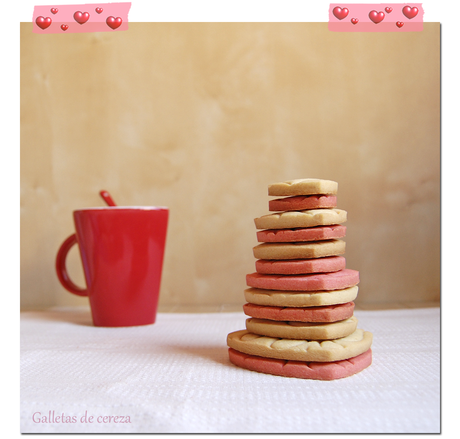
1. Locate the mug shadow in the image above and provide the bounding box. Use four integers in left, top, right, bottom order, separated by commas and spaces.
163, 345, 231, 367
21, 308, 94, 327
21, 309, 235, 368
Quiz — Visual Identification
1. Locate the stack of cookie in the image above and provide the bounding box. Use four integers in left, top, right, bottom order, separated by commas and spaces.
227, 179, 373, 380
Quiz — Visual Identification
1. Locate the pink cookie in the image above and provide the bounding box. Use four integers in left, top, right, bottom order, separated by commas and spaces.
228, 348, 372, 380
255, 256, 346, 275
246, 269, 359, 291
269, 195, 337, 212
243, 301, 355, 323
257, 225, 346, 243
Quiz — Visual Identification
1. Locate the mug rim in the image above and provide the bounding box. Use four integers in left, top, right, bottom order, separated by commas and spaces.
74, 206, 168, 212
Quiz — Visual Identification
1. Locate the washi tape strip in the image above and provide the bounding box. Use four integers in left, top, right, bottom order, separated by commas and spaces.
328, 3, 423, 32
33, 2, 131, 34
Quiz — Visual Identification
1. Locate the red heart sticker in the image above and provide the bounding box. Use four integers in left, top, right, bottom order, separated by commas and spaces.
61, 24, 69, 31
369, 10, 385, 24
50, 8, 58, 14
332, 7, 349, 20
351, 18, 359, 25
402, 6, 418, 19
35, 16, 52, 30
396, 21, 404, 28
106, 16, 122, 30
96, 7, 103, 14
385, 7, 393, 13
74, 11, 90, 24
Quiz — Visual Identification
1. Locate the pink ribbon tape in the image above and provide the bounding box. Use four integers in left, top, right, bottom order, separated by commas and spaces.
33, 3, 131, 34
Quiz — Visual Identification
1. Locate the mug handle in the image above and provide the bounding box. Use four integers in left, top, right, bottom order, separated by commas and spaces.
55, 234, 88, 297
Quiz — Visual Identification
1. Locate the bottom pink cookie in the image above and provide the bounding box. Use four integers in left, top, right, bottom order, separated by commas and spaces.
243, 301, 355, 323
255, 256, 346, 275
228, 348, 372, 380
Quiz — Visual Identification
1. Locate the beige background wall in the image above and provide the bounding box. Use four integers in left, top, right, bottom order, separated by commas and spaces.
20, 23, 440, 310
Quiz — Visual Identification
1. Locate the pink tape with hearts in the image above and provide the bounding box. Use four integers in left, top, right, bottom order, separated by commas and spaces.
33, 3, 131, 34
328, 3, 423, 32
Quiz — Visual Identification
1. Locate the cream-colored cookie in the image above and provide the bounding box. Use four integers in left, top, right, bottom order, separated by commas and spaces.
254, 209, 347, 230
244, 285, 359, 307
227, 328, 373, 362
253, 240, 345, 260
246, 316, 358, 340
268, 179, 338, 196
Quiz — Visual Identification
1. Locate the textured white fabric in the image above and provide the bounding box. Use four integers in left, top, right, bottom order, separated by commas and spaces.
20, 307, 440, 433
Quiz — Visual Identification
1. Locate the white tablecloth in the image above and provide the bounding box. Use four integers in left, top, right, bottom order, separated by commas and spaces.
20, 307, 440, 433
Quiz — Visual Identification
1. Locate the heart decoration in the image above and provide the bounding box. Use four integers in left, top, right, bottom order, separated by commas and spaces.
369, 10, 385, 24
106, 16, 122, 30
61, 24, 69, 31
351, 18, 359, 25
396, 21, 404, 28
402, 6, 418, 19
35, 16, 52, 30
74, 11, 90, 24
50, 8, 58, 14
332, 7, 349, 20
385, 7, 393, 13
96, 7, 103, 14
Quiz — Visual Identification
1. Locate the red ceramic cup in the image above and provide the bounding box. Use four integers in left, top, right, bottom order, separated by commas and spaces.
56, 207, 169, 327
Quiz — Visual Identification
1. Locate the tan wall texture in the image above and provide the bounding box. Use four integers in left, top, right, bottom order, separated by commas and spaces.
20, 22, 440, 310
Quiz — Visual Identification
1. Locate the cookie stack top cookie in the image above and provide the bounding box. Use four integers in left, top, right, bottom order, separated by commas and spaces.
226, 178, 373, 380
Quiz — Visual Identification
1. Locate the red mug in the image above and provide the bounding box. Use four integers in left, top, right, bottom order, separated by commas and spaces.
56, 207, 169, 327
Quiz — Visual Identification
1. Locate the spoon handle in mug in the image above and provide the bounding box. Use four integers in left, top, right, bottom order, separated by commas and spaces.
55, 234, 88, 296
